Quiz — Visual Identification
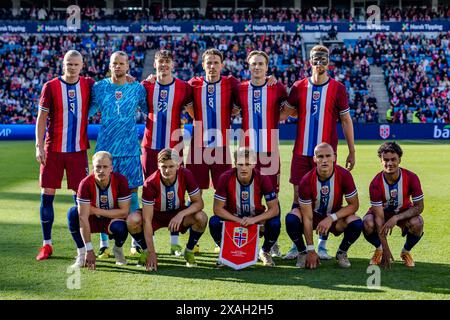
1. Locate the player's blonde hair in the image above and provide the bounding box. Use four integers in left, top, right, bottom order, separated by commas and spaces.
64, 50, 83, 61
92, 151, 113, 164
246, 50, 269, 65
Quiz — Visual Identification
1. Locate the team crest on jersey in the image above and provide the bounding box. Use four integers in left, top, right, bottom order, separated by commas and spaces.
160, 90, 168, 100
167, 191, 175, 200
233, 227, 248, 248
207, 85, 215, 94
241, 191, 249, 201
321, 186, 329, 195
379, 125, 390, 140
253, 90, 261, 99
115, 91, 122, 100
68, 89, 76, 99
100, 195, 108, 204
390, 189, 398, 199
313, 91, 321, 100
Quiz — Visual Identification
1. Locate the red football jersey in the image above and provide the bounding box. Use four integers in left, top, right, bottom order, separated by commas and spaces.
39, 76, 94, 152
141, 78, 192, 150
188, 75, 240, 147
236, 81, 288, 153
77, 172, 131, 209
369, 168, 424, 214
298, 165, 357, 216
214, 168, 277, 217
142, 167, 200, 212
287, 77, 349, 157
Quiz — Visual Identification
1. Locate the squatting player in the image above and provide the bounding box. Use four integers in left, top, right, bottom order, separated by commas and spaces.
141, 49, 193, 256
286, 143, 362, 269
127, 149, 208, 270
363, 142, 424, 268
68, 151, 130, 269
35, 50, 93, 260
89, 51, 147, 255
210, 147, 280, 267
283, 45, 356, 260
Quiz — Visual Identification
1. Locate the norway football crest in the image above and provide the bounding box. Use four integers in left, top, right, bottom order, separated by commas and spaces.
160, 90, 168, 100
253, 90, 261, 99
233, 227, 248, 248
68, 89, 76, 99
379, 125, 390, 140
100, 195, 108, 204
207, 85, 215, 94
313, 91, 320, 100
115, 91, 122, 100
241, 191, 249, 201
167, 191, 175, 200
321, 185, 329, 195
390, 189, 398, 199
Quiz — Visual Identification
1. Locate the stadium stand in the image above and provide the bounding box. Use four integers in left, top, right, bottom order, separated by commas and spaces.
0, 34, 148, 124
1, 5, 448, 22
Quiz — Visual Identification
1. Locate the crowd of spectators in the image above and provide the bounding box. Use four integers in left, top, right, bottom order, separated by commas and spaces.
2, 31, 449, 125
375, 32, 449, 123
0, 34, 147, 124
1, 5, 449, 22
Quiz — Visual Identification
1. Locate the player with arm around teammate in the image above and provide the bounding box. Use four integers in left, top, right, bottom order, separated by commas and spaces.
286, 143, 362, 269
35, 50, 93, 261
282, 45, 356, 260
363, 142, 424, 268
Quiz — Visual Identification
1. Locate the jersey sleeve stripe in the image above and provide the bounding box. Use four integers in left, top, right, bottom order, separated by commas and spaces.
142, 199, 154, 206
339, 108, 350, 115
77, 198, 91, 204
412, 195, 424, 202
39, 106, 49, 112
299, 198, 312, 205
188, 188, 200, 196
118, 195, 132, 202
345, 190, 358, 199
214, 194, 226, 201
370, 201, 383, 206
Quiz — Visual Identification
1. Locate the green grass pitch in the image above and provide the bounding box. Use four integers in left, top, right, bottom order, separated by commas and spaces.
0, 140, 449, 300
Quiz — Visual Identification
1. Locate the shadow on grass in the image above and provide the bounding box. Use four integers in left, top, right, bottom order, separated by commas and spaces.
1, 222, 449, 295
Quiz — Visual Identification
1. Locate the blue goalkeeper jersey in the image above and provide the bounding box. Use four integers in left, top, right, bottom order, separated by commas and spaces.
90, 78, 148, 157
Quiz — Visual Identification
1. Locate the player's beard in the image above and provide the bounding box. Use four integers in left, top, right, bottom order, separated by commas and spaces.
113, 71, 126, 78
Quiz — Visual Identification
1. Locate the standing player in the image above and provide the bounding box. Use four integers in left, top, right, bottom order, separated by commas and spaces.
283, 45, 356, 260
210, 147, 280, 267
89, 51, 148, 254
127, 149, 208, 270
141, 50, 193, 256
185, 49, 239, 200
286, 143, 362, 269
68, 151, 130, 268
234, 50, 291, 257
35, 50, 93, 260
363, 142, 424, 268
